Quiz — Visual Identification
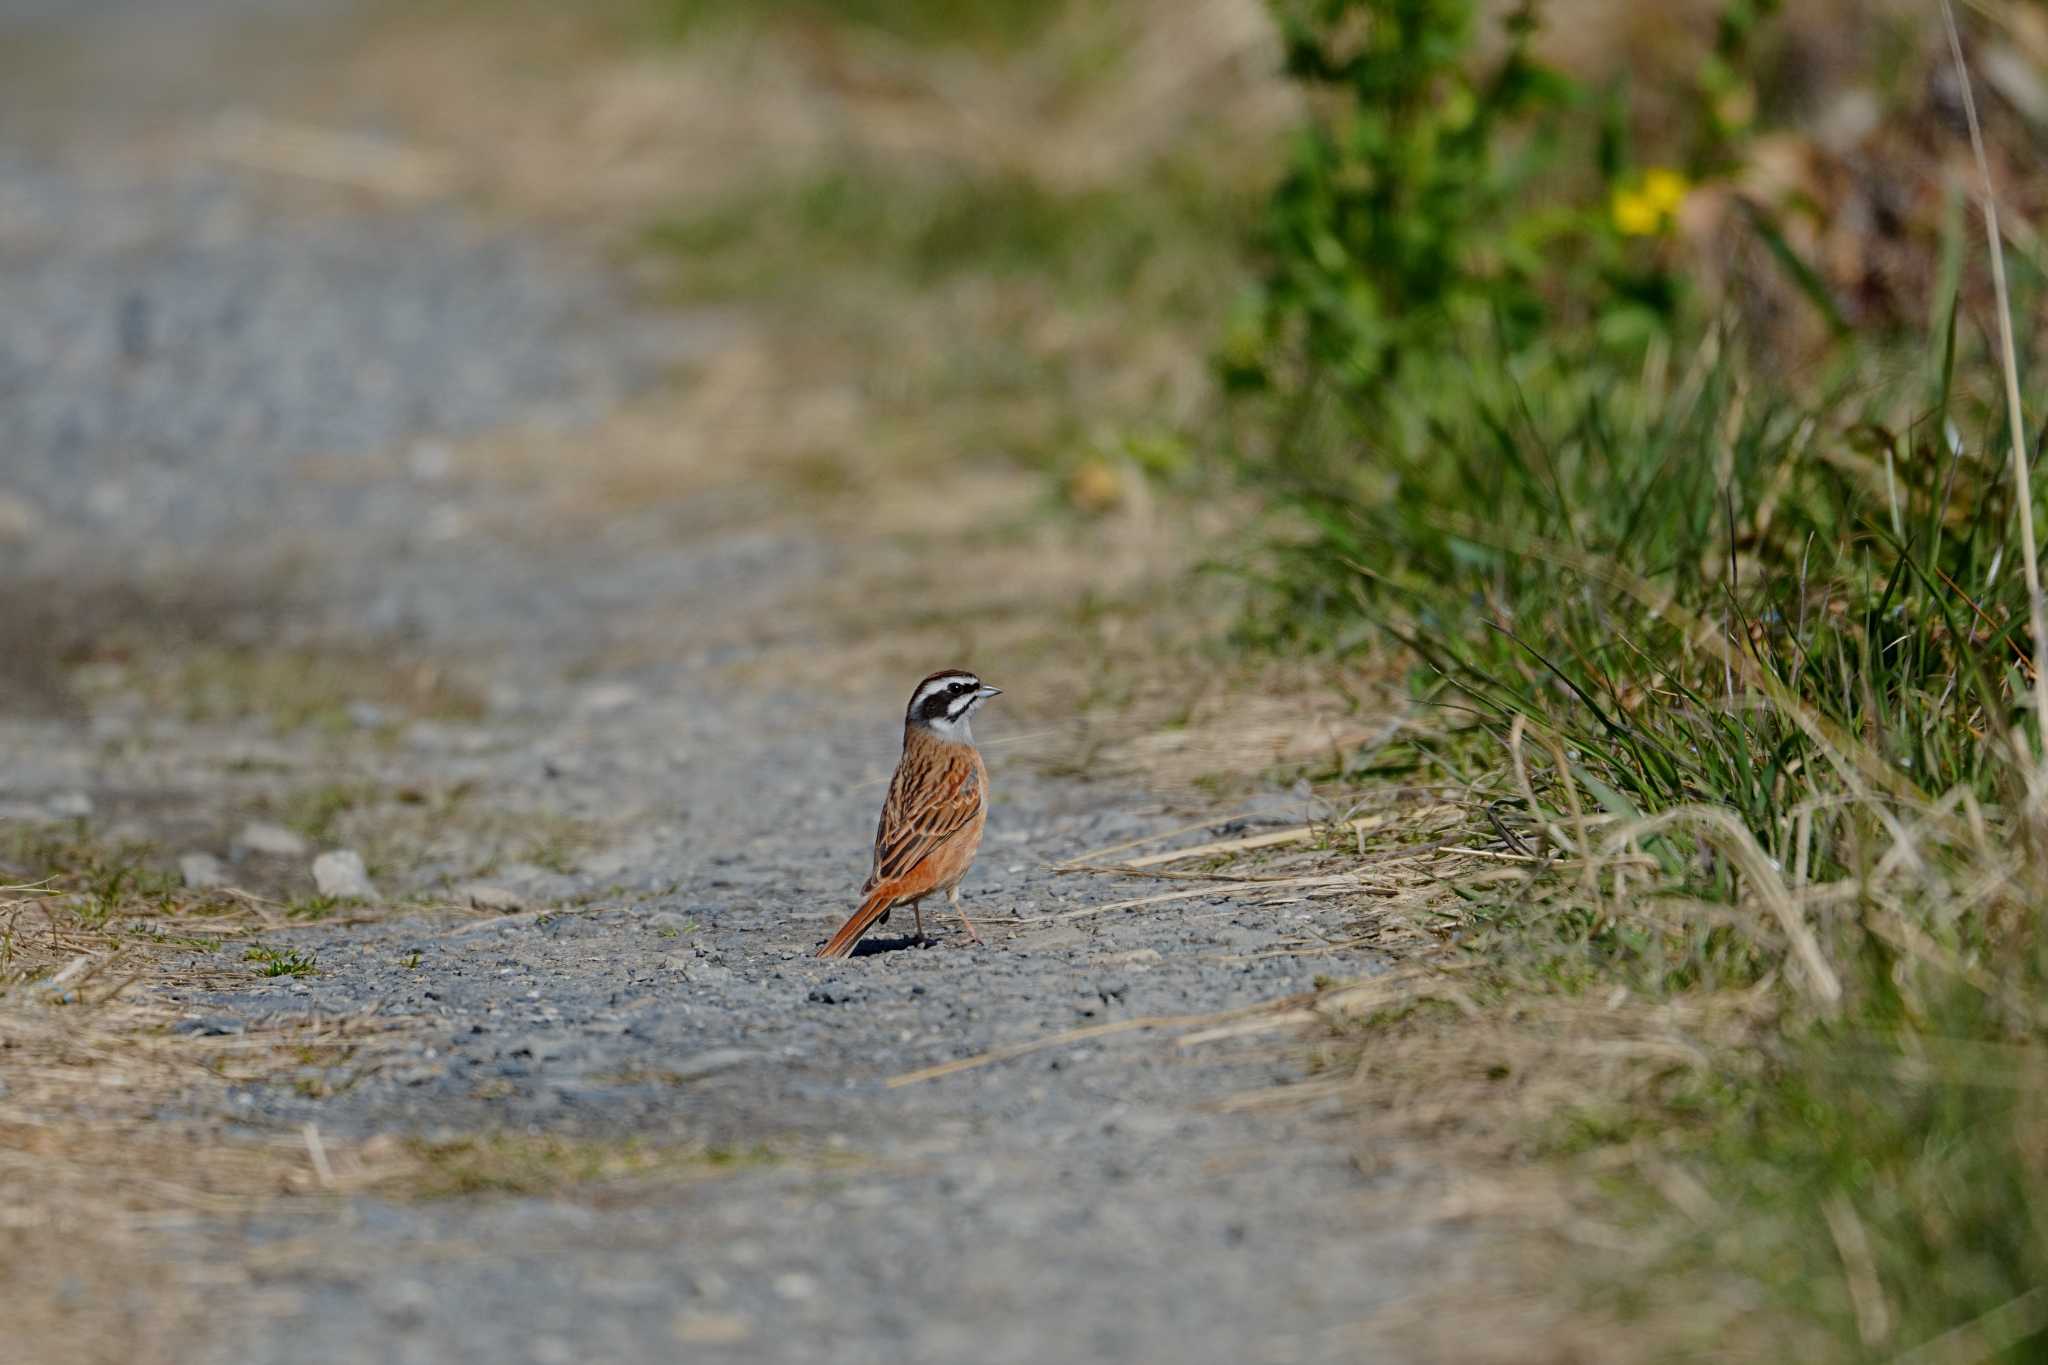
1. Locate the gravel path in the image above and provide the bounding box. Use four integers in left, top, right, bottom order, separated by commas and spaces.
0, 3, 1442, 1361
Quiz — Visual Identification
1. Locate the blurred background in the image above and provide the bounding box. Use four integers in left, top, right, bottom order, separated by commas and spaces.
7, 0, 2048, 1360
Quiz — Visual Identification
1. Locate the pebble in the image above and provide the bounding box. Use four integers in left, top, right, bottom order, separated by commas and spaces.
47, 791, 93, 819
312, 849, 377, 900
179, 852, 228, 889
457, 883, 527, 913
238, 822, 310, 857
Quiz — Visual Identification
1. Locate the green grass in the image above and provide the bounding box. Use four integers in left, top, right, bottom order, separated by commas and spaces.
285, 894, 352, 922
1251, 298, 2048, 1352
1226, 3, 2048, 1354
243, 946, 317, 978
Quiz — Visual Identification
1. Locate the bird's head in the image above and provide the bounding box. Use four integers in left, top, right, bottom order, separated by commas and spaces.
906, 669, 1001, 742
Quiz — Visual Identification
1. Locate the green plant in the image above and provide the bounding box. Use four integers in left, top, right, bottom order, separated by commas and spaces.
1227, 0, 1841, 481
1229, 0, 2048, 1355
1232, 0, 1578, 412
286, 894, 347, 922
243, 946, 317, 978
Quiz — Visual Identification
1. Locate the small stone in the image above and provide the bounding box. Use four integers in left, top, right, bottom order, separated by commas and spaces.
312, 850, 376, 899
456, 883, 526, 913
47, 792, 93, 819
347, 702, 388, 730
238, 822, 309, 857
179, 853, 228, 889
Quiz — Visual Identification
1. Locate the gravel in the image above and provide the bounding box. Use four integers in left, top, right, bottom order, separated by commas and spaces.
0, 2, 1452, 1361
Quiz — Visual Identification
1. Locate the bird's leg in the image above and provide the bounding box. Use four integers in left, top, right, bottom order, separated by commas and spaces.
911, 899, 925, 943
947, 885, 983, 945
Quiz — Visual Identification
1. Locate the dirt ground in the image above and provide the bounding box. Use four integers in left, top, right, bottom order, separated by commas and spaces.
0, 3, 1473, 1362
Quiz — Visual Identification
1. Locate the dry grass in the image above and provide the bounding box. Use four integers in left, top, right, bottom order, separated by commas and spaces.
0, 869, 427, 1364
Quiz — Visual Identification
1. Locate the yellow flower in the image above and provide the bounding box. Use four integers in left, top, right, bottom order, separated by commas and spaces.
1611, 168, 1691, 237
1643, 167, 1690, 216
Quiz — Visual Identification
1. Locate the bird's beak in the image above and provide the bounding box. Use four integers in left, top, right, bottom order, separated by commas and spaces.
976, 685, 1003, 701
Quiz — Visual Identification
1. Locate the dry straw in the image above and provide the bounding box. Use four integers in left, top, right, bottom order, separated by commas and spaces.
1940, 0, 2048, 792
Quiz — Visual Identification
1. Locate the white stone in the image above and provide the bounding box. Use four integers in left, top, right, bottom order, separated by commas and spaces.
238, 821, 309, 857
312, 849, 376, 900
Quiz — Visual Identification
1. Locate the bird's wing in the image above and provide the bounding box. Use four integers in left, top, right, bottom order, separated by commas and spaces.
866, 745, 982, 891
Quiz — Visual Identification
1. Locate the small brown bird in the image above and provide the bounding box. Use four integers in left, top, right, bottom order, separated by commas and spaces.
815, 669, 1001, 959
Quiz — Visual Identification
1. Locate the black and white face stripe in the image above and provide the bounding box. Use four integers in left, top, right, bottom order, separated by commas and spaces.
906, 670, 996, 731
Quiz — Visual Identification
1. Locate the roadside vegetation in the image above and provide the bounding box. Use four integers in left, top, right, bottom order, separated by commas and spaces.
1221, 0, 2048, 1356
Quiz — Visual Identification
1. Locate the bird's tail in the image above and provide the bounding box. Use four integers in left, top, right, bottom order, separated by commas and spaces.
814, 886, 896, 959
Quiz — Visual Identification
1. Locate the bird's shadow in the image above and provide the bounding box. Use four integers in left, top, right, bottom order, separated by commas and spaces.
848, 933, 937, 957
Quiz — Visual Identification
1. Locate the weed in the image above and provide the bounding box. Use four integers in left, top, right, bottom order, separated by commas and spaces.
242, 946, 316, 978
287, 895, 349, 922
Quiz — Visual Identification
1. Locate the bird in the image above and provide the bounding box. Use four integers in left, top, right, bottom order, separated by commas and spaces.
814, 669, 1002, 959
